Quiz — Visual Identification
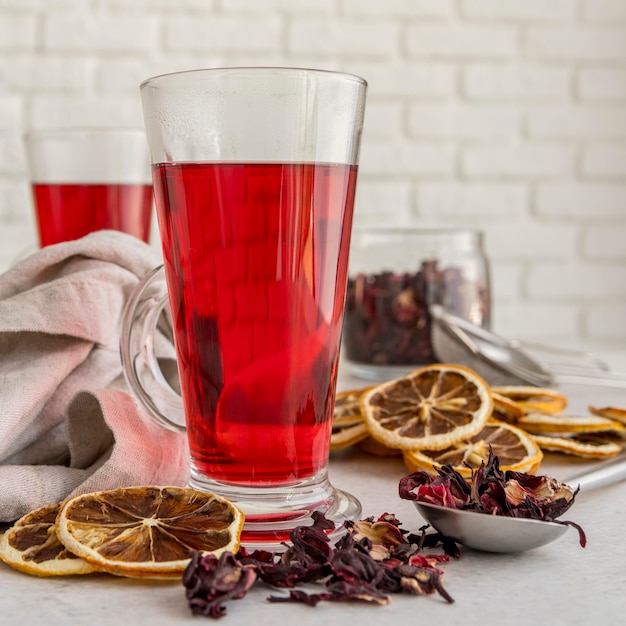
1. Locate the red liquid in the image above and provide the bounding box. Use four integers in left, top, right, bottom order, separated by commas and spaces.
33, 183, 153, 246
152, 162, 357, 487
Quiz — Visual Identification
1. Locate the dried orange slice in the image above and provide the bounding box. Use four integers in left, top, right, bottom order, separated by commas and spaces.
403, 419, 543, 477
491, 392, 524, 424
360, 364, 493, 451
331, 387, 371, 450
331, 387, 400, 455
56, 486, 244, 579
517, 412, 626, 435
0, 503, 97, 577
330, 422, 369, 450
575, 430, 626, 445
334, 387, 371, 425
491, 386, 567, 415
531, 434, 622, 459
589, 405, 626, 426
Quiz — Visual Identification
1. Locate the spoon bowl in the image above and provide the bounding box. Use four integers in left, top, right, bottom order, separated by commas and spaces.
415, 502, 567, 553
413, 455, 626, 553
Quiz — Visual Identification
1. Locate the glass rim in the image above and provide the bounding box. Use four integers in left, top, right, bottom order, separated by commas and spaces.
139, 66, 368, 91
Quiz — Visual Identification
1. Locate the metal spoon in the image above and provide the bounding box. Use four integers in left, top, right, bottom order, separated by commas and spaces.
414, 455, 626, 553
429, 305, 626, 388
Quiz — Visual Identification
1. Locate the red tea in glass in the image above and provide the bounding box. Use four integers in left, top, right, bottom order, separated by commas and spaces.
153, 161, 357, 486
25, 128, 153, 246
33, 183, 153, 246
123, 67, 367, 545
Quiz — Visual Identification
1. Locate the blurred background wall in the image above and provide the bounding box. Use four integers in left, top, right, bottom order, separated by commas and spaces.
0, 0, 625, 349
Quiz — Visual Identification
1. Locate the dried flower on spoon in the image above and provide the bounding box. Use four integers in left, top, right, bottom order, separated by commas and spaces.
399, 449, 587, 547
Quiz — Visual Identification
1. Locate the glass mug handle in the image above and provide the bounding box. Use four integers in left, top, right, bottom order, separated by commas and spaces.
120, 265, 186, 433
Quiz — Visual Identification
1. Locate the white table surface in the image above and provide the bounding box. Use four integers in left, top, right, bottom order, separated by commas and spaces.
2, 358, 626, 626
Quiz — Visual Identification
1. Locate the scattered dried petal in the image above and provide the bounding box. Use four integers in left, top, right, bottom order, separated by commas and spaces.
183, 511, 456, 618
347, 516, 408, 561
183, 552, 257, 619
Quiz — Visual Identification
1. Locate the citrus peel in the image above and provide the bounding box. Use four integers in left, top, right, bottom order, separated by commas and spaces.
491, 392, 524, 424
359, 364, 493, 451
490, 386, 568, 415
403, 419, 542, 477
55, 486, 244, 579
588, 405, 626, 426
517, 412, 626, 435
531, 434, 622, 459
331, 367, 624, 467
0, 502, 97, 577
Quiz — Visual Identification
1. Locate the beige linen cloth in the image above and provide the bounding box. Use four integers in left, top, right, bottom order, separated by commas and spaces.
0, 230, 189, 523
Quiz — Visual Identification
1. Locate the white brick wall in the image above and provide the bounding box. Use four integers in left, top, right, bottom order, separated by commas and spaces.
583, 147, 626, 178
0, 0, 625, 348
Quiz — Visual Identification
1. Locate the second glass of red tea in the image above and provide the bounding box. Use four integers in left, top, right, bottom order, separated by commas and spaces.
120, 67, 368, 547
24, 127, 153, 246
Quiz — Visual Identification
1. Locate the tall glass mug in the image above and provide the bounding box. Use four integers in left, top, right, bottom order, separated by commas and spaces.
24, 127, 153, 246
121, 67, 367, 545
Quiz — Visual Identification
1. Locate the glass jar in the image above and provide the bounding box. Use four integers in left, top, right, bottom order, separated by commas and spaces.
342, 228, 491, 380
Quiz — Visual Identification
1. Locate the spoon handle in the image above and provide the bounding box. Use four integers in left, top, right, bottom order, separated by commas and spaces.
564, 456, 626, 492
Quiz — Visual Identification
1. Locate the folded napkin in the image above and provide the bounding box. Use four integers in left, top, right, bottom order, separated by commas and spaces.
0, 230, 189, 523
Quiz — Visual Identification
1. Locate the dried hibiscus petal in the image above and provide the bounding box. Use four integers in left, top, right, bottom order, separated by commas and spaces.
400, 463, 472, 506
393, 563, 454, 603
184, 512, 455, 618
343, 265, 490, 367
346, 516, 408, 561
399, 448, 587, 547
269, 581, 390, 606
183, 551, 258, 619
328, 540, 385, 585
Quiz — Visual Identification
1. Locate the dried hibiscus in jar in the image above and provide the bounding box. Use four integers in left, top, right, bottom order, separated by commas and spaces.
343, 256, 490, 377
342, 228, 490, 379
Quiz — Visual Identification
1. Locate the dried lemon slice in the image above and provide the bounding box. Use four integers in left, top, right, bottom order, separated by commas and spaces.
517, 412, 626, 435
360, 364, 493, 451
588, 405, 626, 426
491, 392, 524, 424
403, 419, 543, 477
334, 387, 371, 425
491, 386, 567, 415
331, 387, 371, 450
0, 502, 97, 577
330, 422, 369, 450
56, 486, 244, 579
531, 434, 622, 459
331, 388, 401, 455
